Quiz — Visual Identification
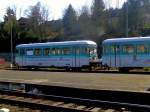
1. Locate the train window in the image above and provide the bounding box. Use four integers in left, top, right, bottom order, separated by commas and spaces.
111, 45, 115, 53
82, 48, 90, 55
87, 48, 90, 54
20, 49, 25, 56
55, 48, 61, 55
44, 48, 50, 56
89, 48, 97, 55
123, 45, 134, 54
62, 48, 70, 55
85, 48, 90, 54
103, 45, 109, 54
110, 45, 119, 54
51, 48, 56, 55
137, 44, 148, 54
26, 49, 33, 56
34, 48, 41, 56
89, 48, 93, 54
58, 49, 61, 55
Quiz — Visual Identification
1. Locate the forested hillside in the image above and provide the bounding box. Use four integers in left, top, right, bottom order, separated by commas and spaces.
0, 0, 150, 54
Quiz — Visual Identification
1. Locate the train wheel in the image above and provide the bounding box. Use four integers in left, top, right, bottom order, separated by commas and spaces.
76, 68, 81, 72
26, 67, 32, 70
88, 66, 92, 71
34, 67, 39, 70
15, 64, 20, 70
65, 67, 71, 72
71, 68, 81, 72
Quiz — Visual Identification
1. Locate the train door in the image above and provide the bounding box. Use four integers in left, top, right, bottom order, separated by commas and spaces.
20, 48, 25, 67
111, 44, 121, 67
133, 45, 137, 66
73, 47, 80, 68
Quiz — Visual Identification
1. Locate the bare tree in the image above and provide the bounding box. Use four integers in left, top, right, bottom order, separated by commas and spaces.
24, 2, 51, 41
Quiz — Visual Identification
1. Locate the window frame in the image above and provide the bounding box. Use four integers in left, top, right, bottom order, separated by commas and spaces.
34, 48, 42, 56
17, 48, 25, 56
26, 48, 34, 56
136, 44, 148, 54
122, 44, 135, 54
62, 47, 71, 55
44, 48, 50, 56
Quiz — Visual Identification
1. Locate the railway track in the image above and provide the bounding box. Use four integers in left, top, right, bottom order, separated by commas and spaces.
0, 90, 122, 112
0, 82, 150, 111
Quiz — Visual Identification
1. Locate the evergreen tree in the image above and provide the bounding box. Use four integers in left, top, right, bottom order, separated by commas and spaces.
3, 7, 18, 37
91, 0, 106, 37
128, 0, 143, 35
62, 4, 79, 39
141, 0, 150, 35
118, 0, 144, 36
78, 6, 92, 38
2, 7, 19, 52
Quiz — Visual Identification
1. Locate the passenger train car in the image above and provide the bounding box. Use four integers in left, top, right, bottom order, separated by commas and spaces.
15, 40, 98, 70
102, 37, 150, 71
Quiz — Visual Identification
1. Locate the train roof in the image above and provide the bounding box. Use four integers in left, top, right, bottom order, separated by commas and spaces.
16, 40, 97, 48
103, 37, 150, 44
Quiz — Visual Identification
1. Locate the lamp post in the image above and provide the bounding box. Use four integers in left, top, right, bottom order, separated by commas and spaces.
10, 21, 13, 69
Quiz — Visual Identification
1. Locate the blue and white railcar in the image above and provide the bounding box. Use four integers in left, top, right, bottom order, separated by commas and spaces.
102, 37, 150, 71
15, 40, 98, 69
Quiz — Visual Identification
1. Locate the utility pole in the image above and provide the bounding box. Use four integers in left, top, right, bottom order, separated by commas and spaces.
126, 0, 129, 37
10, 21, 13, 68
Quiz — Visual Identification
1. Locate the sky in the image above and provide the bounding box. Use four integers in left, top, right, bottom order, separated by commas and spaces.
0, 0, 126, 21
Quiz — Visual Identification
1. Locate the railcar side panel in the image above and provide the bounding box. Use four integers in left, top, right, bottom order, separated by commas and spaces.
102, 37, 150, 69
15, 40, 98, 69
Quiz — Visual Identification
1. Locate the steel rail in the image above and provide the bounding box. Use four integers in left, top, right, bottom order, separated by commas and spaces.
31, 92, 150, 111
0, 89, 150, 111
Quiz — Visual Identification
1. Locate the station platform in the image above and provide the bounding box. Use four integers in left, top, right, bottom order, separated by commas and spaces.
0, 70, 150, 92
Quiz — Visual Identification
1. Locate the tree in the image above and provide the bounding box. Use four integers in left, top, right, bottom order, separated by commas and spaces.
128, 0, 144, 35
25, 2, 42, 38
78, 6, 93, 38
104, 8, 122, 38
3, 7, 18, 38
118, 0, 144, 37
3, 7, 18, 41
62, 4, 79, 39
1, 7, 19, 52
40, 5, 50, 39
91, 0, 106, 37
140, 0, 150, 36
0, 22, 5, 39
25, 2, 51, 41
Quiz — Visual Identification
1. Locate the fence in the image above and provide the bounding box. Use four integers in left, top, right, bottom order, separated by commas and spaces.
0, 53, 11, 62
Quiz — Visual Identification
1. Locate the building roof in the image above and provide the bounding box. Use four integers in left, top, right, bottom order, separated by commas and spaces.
16, 40, 97, 48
